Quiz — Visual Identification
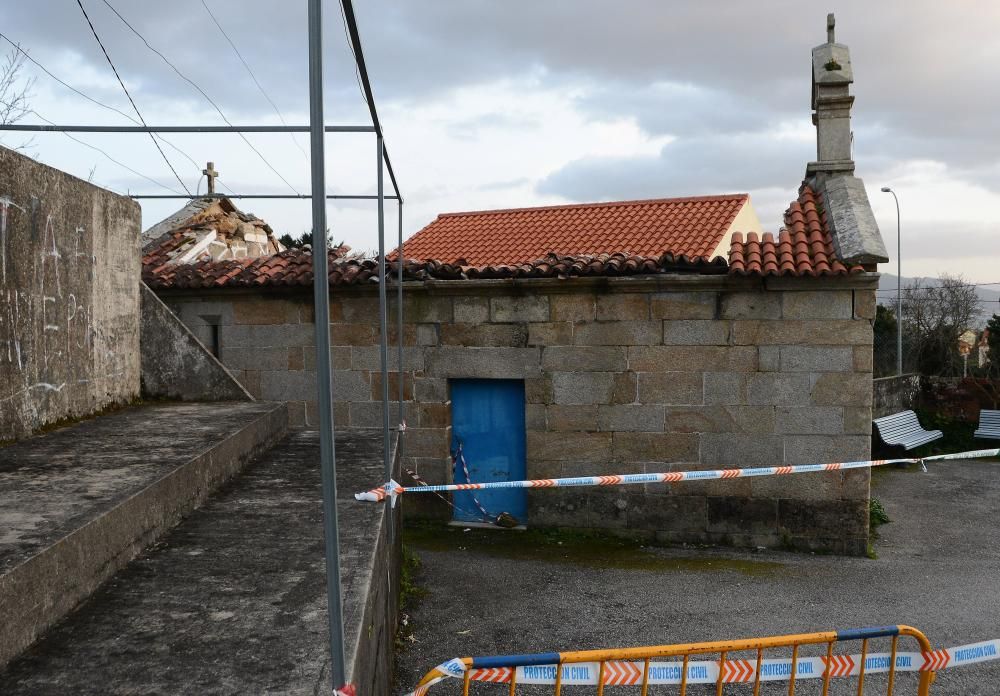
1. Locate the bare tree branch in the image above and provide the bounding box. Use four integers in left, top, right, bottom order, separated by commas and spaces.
0, 44, 36, 152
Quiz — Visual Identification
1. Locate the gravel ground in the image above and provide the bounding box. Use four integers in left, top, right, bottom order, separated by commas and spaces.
396, 458, 1000, 695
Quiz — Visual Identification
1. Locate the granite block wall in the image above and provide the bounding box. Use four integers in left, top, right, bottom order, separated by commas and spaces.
160, 274, 877, 554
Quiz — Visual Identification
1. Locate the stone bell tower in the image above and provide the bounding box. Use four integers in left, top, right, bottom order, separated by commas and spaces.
806, 13, 856, 179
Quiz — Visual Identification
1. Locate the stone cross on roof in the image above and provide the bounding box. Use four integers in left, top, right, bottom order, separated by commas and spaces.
827, 13, 835, 43
202, 161, 219, 194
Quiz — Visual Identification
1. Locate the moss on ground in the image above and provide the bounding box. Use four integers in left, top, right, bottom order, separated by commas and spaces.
403, 522, 784, 577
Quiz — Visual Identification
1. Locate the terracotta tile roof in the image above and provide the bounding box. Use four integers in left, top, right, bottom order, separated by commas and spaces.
728, 184, 865, 277
144, 250, 727, 290
397, 194, 749, 265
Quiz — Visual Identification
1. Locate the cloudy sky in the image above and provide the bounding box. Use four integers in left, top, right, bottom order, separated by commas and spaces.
3, 1, 999, 285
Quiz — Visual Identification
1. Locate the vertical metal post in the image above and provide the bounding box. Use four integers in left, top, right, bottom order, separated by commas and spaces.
377, 136, 391, 483
307, 0, 347, 687
397, 200, 404, 443
895, 193, 902, 376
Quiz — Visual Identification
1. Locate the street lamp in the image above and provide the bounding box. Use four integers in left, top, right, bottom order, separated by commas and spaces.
881, 186, 902, 375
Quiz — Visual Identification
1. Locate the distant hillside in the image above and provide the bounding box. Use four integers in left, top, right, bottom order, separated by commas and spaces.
877, 274, 1000, 325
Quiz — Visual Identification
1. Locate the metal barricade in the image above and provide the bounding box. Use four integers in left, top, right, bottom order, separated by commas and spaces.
411, 625, 937, 695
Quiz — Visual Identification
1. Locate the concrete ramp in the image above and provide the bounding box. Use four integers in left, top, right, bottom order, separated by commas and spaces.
0, 401, 287, 667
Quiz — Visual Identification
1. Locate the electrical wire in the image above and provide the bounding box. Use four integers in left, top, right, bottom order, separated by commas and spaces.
75, 0, 191, 195
0, 31, 209, 182
99, 0, 301, 195
198, 0, 308, 162
19, 107, 181, 194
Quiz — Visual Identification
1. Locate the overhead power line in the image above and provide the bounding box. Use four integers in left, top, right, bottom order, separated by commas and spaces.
0, 31, 212, 183
338, 0, 403, 203
99, 0, 301, 195
22, 107, 182, 194
75, 0, 191, 195
198, 0, 308, 161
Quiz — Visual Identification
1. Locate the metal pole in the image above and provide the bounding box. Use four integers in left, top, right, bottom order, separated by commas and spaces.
882, 186, 903, 376
127, 194, 399, 200
397, 200, 404, 434
377, 136, 391, 484
307, 0, 347, 687
0, 124, 374, 133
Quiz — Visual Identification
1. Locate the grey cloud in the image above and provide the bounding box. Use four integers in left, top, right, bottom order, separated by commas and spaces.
537, 130, 810, 203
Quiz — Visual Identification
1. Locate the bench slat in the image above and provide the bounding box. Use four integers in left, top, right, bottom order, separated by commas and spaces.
873, 410, 943, 450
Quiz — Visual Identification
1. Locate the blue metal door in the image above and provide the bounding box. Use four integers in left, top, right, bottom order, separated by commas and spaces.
449, 379, 527, 523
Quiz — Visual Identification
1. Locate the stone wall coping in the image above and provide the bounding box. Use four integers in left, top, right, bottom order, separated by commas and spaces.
155, 271, 880, 300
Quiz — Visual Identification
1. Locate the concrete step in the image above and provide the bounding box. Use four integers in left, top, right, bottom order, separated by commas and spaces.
0, 401, 288, 668
0, 430, 397, 695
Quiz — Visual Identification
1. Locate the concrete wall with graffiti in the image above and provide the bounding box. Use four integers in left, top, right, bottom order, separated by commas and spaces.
0, 146, 141, 440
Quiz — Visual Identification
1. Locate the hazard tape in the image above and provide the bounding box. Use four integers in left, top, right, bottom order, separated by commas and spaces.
355, 448, 1000, 504
407, 640, 1000, 694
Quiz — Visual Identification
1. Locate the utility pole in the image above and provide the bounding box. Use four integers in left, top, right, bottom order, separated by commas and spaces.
881, 186, 902, 375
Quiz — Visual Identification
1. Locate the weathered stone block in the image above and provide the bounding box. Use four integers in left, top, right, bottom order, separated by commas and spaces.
414, 377, 448, 402
490, 295, 549, 322
542, 346, 627, 372
703, 372, 748, 405
287, 346, 304, 371
453, 296, 489, 323
719, 292, 782, 319
550, 294, 596, 322
782, 290, 853, 319
550, 371, 616, 405
612, 372, 637, 404
416, 402, 450, 429
333, 370, 372, 402
350, 346, 425, 371
650, 292, 716, 319
329, 322, 376, 346
629, 346, 757, 372
340, 296, 381, 323
370, 371, 413, 402
525, 403, 546, 431
810, 372, 873, 407
546, 404, 598, 432
843, 406, 872, 435
778, 499, 868, 554
439, 323, 528, 347
701, 433, 783, 467
775, 406, 845, 435
783, 434, 869, 465
527, 322, 573, 346
424, 347, 542, 378
403, 427, 451, 458
662, 320, 730, 346
628, 495, 707, 531
403, 294, 453, 323
747, 373, 812, 406
260, 370, 317, 401
303, 346, 351, 371
758, 346, 780, 372
853, 345, 873, 372
841, 468, 870, 500
524, 377, 553, 404
596, 293, 649, 320
665, 405, 774, 434
253, 323, 317, 347
707, 497, 778, 534
751, 471, 841, 501
527, 431, 612, 461
611, 432, 699, 463
853, 289, 877, 319
529, 489, 628, 529
573, 321, 661, 346
637, 372, 704, 405
780, 345, 853, 372
415, 323, 439, 346
597, 404, 665, 432
232, 298, 298, 325
732, 320, 871, 346
349, 400, 417, 428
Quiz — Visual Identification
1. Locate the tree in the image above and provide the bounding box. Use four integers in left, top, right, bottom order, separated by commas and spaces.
901, 274, 981, 377
278, 230, 339, 250
873, 304, 898, 377
0, 45, 36, 151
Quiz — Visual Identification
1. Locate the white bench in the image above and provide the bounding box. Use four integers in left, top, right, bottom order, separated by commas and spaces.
975, 409, 1000, 440
873, 410, 943, 450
